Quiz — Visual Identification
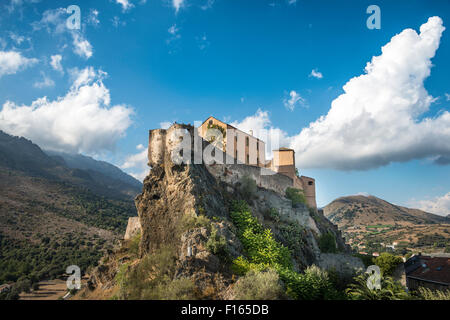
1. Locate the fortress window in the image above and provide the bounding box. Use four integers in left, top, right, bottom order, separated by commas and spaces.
212, 149, 216, 157
257, 142, 259, 150
246, 154, 249, 164
246, 137, 249, 147
308, 181, 313, 186
209, 120, 213, 125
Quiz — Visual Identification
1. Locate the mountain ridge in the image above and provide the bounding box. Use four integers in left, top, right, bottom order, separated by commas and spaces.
323, 195, 449, 255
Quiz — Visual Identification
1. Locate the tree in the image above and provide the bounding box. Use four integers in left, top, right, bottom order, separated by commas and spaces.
373, 252, 403, 276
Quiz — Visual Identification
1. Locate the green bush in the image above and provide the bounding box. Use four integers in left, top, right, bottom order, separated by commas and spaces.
285, 188, 306, 207
233, 269, 284, 300
373, 252, 403, 276
229, 201, 341, 300
279, 222, 304, 253
319, 232, 337, 253
230, 201, 291, 274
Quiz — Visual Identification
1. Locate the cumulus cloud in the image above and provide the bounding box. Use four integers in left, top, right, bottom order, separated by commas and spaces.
231, 17, 450, 171
445, 93, 450, 101
0, 67, 133, 154
120, 144, 149, 181
283, 90, 307, 111
0, 50, 38, 78
50, 54, 63, 73
414, 192, 450, 216
290, 16, 448, 170
310, 69, 323, 79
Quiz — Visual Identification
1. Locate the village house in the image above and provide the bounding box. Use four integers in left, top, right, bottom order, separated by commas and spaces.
404, 253, 450, 292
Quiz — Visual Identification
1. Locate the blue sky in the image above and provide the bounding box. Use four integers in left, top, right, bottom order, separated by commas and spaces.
0, 0, 450, 214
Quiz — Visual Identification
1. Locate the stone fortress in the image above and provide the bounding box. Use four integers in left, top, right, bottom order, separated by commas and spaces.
198, 116, 316, 208
125, 116, 317, 240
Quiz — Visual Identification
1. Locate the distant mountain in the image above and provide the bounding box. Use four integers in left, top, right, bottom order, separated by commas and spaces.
0, 131, 142, 200
324, 195, 448, 227
45, 151, 142, 189
0, 130, 139, 285
323, 195, 449, 254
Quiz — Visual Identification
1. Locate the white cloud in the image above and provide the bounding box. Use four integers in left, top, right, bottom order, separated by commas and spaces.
33, 72, 55, 89
414, 192, 450, 216
283, 90, 307, 111
0, 50, 38, 78
445, 93, 450, 101
289, 16, 449, 170
115, 0, 134, 11
72, 33, 93, 59
120, 146, 149, 181
32, 7, 68, 34
310, 68, 323, 79
0, 67, 133, 154
50, 54, 63, 73
173, 0, 184, 13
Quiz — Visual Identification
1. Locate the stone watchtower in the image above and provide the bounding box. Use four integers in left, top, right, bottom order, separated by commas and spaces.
271, 148, 317, 208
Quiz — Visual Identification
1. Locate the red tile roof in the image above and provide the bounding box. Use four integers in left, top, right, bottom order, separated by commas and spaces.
407, 256, 450, 285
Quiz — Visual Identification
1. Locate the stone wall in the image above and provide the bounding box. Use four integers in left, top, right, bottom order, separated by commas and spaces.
316, 253, 365, 277
205, 163, 294, 196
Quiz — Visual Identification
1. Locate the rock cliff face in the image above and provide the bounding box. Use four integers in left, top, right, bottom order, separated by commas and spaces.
84, 124, 360, 299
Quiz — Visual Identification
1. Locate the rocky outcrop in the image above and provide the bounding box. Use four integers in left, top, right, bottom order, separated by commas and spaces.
86, 123, 356, 299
